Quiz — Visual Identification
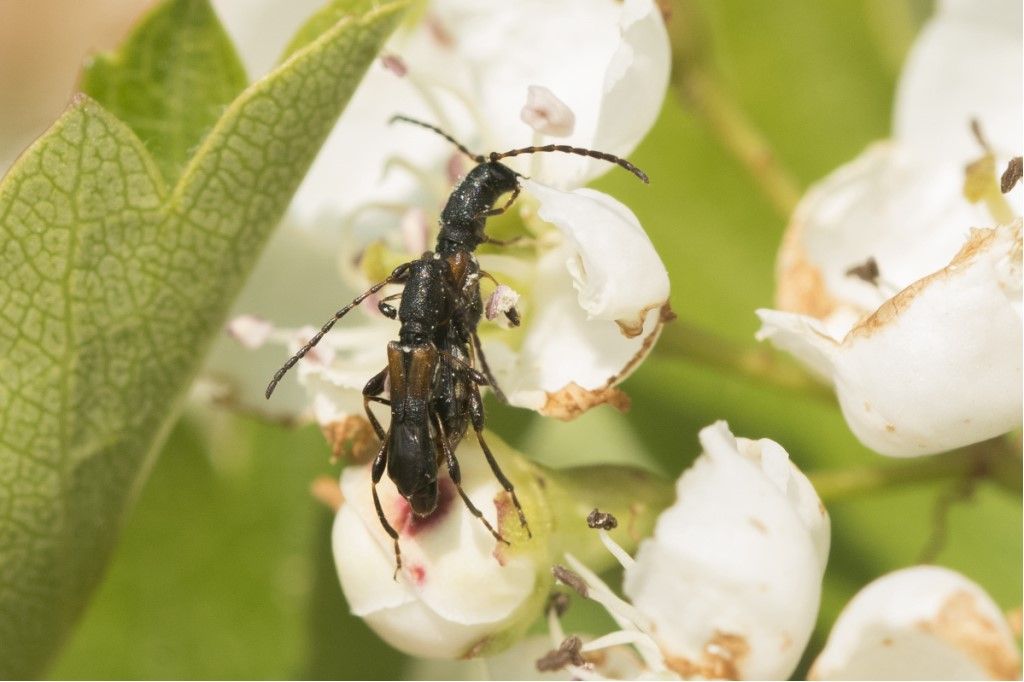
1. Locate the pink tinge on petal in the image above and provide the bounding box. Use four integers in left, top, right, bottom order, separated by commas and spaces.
394, 478, 458, 537
226, 314, 273, 349
409, 564, 426, 586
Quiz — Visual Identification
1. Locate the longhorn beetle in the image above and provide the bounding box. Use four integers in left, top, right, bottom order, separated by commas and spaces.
266, 115, 649, 573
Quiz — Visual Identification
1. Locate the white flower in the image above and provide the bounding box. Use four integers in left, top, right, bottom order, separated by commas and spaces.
483, 182, 671, 418
758, 220, 1022, 456
542, 422, 830, 680
623, 422, 829, 679
332, 433, 550, 659
208, 0, 673, 422
810, 566, 1021, 680
756, 0, 1023, 457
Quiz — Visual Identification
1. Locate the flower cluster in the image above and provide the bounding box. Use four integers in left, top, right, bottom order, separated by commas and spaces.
210, 0, 1020, 679
756, 0, 1022, 457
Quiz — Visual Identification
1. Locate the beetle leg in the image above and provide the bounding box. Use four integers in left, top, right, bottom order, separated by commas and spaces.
371, 437, 402, 579
483, 234, 534, 248
362, 367, 390, 440
474, 185, 521, 220
471, 332, 508, 403
433, 413, 508, 546
440, 349, 489, 387
377, 292, 402, 319
469, 387, 531, 537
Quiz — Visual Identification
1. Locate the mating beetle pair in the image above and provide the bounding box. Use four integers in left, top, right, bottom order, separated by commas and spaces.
266, 116, 648, 571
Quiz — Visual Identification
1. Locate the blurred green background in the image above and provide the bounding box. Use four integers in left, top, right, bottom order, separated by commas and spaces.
41, 0, 1020, 678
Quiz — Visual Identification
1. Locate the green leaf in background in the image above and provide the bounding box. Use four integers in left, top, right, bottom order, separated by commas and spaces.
0, 0, 406, 676
49, 414, 404, 679
81, 0, 248, 183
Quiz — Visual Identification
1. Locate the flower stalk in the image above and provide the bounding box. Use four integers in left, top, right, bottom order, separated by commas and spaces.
655, 319, 835, 402
666, 0, 801, 218
809, 435, 1023, 502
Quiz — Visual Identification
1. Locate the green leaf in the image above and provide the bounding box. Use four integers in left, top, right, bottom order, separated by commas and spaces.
0, 0, 407, 676
81, 0, 248, 183
280, 0, 391, 63
49, 415, 404, 679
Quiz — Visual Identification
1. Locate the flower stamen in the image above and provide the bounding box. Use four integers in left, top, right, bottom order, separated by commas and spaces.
964, 120, 1016, 224
521, 84, 576, 138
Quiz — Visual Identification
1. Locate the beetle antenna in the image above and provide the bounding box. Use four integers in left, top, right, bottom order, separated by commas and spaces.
488, 145, 649, 184
390, 115, 485, 163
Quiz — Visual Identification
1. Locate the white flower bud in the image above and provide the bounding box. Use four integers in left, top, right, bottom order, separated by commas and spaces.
810, 566, 1021, 680
621, 421, 830, 680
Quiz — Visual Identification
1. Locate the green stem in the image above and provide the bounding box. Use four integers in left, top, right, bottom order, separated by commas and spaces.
655, 320, 835, 403
810, 436, 1023, 502
667, 0, 802, 219
675, 68, 802, 218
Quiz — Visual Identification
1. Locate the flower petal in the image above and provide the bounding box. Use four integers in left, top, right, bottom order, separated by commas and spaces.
219, 0, 475, 226
760, 220, 1023, 457
292, 318, 398, 426
524, 180, 669, 333
431, 0, 668, 187
810, 566, 1021, 680
775, 143, 992, 330
622, 422, 829, 680
588, 0, 671, 178
893, 0, 1023, 163
333, 436, 545, 658
482, 245, 670, 418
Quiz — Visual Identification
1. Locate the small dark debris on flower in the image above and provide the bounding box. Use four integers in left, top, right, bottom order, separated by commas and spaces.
535, 635, 586, 672
546, 592, 571, 617
845, 257, 880, 286
587, 508, 618, 530
552, 564, 589, 598
1001, 156, 1022, 194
